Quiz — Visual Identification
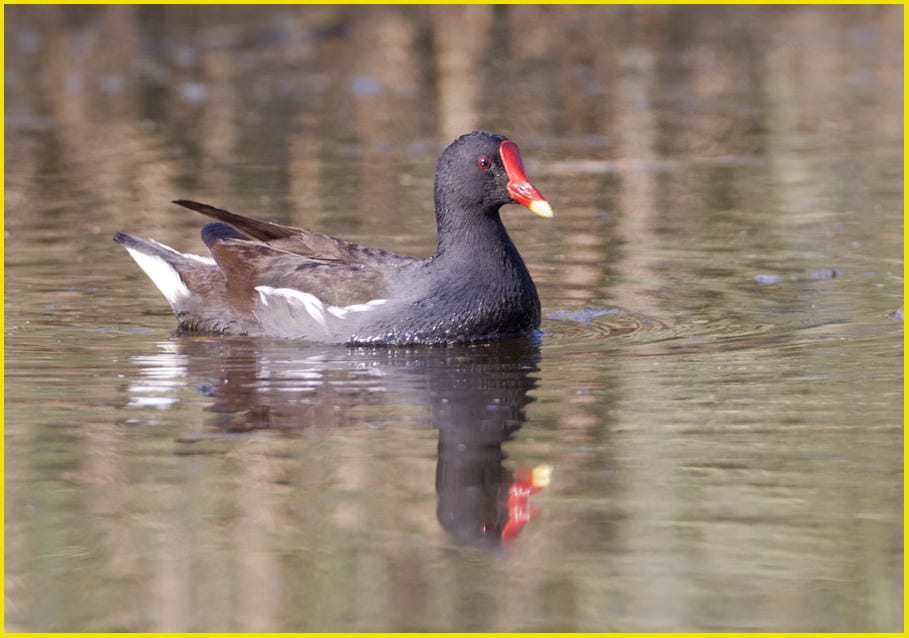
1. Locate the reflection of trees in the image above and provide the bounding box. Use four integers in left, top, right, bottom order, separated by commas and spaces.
6, 5, 901, 268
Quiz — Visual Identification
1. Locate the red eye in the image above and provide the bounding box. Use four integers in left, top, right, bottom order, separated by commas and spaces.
477, 156, 492, 170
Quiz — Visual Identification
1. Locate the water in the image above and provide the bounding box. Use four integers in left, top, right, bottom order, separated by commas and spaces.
4, 5, 903, 632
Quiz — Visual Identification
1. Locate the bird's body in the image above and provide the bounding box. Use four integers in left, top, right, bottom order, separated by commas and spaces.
115, 131, 552, 345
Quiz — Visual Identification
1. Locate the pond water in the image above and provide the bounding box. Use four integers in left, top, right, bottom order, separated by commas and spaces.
4, 5, 903, 632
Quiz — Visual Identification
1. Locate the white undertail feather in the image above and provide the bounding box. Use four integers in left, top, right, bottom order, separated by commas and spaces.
149, 239, 216, 265
124, 247, 191, 309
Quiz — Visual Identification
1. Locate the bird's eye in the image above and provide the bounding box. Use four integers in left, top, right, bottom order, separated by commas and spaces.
477, 156, 492, 170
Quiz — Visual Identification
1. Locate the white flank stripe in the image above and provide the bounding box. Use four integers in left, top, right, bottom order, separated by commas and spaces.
256, 286, 327, 328
327, 306, 348, 319
255, 286, 386, 326
125, 247, 190, 307
343, 299, 388, 312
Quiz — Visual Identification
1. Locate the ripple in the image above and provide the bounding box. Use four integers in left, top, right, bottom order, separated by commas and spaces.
544, 306, 672, 347
541, 304, 820, 359
547, 307, 625, 323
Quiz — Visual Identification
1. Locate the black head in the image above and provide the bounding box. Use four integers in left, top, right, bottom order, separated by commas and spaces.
434, 131, 553, 221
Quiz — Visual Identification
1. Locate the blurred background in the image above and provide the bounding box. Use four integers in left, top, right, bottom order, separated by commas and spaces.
4, 5, 903, 632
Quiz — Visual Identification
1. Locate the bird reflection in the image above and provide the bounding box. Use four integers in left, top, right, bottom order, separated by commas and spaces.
427, 338, 550, 549
127, 335, 550, 549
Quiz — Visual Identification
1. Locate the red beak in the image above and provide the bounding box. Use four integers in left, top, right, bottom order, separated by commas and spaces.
499, 140, 554, 218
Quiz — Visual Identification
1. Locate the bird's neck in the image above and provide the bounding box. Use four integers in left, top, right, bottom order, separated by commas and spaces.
434, 200, 513, 260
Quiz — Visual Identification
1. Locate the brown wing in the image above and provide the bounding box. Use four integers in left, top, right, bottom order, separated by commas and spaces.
174, 199, 418, 265
208, 239, 403, 311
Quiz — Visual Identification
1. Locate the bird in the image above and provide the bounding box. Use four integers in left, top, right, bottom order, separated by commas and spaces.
114, 130, 553, 345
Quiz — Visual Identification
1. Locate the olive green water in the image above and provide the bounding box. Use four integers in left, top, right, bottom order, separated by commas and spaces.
4, 5, 903, 632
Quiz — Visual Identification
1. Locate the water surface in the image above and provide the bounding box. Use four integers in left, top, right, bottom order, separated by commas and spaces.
5, 5, 903, 632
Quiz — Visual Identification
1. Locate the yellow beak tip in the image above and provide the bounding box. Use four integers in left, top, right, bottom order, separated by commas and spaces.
529, 200, 554, 218
531, 464, 553, 487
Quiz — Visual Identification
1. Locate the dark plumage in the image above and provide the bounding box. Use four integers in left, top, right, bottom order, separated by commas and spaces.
114, 131, 553, 344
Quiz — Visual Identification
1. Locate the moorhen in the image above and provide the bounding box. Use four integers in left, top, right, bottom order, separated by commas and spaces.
114, 131, 553, 344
